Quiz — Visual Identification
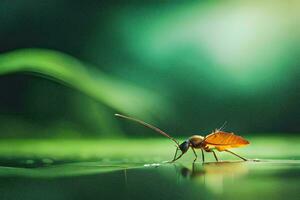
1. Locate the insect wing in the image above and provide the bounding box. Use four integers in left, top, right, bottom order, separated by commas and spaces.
204, 131, 249, 148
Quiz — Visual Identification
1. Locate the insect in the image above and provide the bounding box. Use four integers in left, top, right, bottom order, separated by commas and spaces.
115, 114, 249, 162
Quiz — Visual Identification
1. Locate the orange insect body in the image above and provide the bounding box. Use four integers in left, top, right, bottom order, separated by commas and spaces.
115, 114, 250, 162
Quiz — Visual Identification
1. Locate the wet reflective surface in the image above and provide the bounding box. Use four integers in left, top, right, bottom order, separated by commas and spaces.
0, 137, 299, 200
0, 159, 299, 200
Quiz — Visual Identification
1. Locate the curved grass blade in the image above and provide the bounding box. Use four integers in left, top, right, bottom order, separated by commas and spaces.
0, 48, 168, 118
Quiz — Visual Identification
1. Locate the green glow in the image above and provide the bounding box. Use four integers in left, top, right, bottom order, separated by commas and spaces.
118, 1, 298, 93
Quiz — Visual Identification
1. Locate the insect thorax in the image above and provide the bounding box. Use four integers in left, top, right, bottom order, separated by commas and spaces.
188, 135, 205, 148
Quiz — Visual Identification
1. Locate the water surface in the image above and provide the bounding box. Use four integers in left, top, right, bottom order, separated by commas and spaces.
0, 136, 299, 200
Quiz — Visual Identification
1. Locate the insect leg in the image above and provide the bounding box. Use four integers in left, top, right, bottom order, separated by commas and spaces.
171, 148, 179, 162
201, 148, 205, 163
225, 150, 247, 161
212, 150, 219, 162
172, 152, 184, 162
191, 147, 198, 162
192, 162, 195, 173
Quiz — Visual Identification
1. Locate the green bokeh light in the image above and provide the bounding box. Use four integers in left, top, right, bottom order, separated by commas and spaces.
118, 1, 298, 93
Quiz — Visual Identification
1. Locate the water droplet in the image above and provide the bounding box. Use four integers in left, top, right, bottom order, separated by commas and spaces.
25, 159, 35, 164
42, 158, 53, 164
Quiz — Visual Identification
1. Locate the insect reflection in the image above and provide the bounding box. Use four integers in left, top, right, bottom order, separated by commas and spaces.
178, 162, 249, 194
180, 161, 248, 179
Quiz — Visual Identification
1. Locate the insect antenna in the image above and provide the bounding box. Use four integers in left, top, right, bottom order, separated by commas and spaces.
217, 121, 227, 131
115, 114, 180, 148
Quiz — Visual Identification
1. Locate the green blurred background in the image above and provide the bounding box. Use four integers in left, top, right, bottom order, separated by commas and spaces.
1, 2, 299, 200
0, 0, 299, 139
